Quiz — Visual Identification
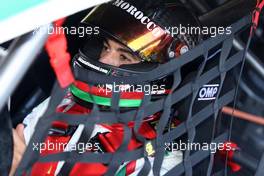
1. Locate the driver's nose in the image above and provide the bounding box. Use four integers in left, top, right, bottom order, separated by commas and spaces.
99, 50, 120, 67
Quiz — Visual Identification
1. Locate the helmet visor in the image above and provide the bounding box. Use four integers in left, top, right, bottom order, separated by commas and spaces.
81, 2, 173, 63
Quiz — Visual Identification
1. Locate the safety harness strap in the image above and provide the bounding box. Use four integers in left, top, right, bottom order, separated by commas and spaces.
45, 19, 75, 88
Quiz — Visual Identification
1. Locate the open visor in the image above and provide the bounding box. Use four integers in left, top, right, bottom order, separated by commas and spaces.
81, 2, 173, 63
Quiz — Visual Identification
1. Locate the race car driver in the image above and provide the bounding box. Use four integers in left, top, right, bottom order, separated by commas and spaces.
10, 0, 201, 175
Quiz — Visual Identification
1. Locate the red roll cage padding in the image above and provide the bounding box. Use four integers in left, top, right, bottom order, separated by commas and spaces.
45, 18, 75, 88
252, 0, 264, 33
219, 142, 241, 172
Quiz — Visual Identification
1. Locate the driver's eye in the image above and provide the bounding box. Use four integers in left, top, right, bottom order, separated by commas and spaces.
103, 44, 110, 52
120, 55, 132, 62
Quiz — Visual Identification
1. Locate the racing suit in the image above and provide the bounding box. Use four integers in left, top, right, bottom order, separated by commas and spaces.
23, 92, 183, 176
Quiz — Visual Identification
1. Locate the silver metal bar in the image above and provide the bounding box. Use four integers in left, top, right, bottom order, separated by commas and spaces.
0, 24, 51, 111
233, 38, 264, 79
0, 46, 7, 58
0, 46, 8, 65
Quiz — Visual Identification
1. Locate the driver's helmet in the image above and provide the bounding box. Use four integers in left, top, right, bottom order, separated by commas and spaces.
70, 0, 201, 110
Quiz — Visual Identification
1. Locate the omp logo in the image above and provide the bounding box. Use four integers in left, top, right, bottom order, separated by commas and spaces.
198, 84, 219, 101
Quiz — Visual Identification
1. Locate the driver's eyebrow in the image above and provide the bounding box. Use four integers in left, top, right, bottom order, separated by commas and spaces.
117, 47, 140, 61
105, 38, 140, 61
103, 39, 110, 46
118, 47, 133, 56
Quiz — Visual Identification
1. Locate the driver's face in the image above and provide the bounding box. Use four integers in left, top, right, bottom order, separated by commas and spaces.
99, 39, 141, 67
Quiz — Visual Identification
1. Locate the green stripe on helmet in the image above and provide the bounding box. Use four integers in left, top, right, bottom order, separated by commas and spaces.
70, 85, 142, 108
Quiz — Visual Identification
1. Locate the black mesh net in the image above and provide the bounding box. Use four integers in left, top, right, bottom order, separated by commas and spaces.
15, 14, 255, 176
